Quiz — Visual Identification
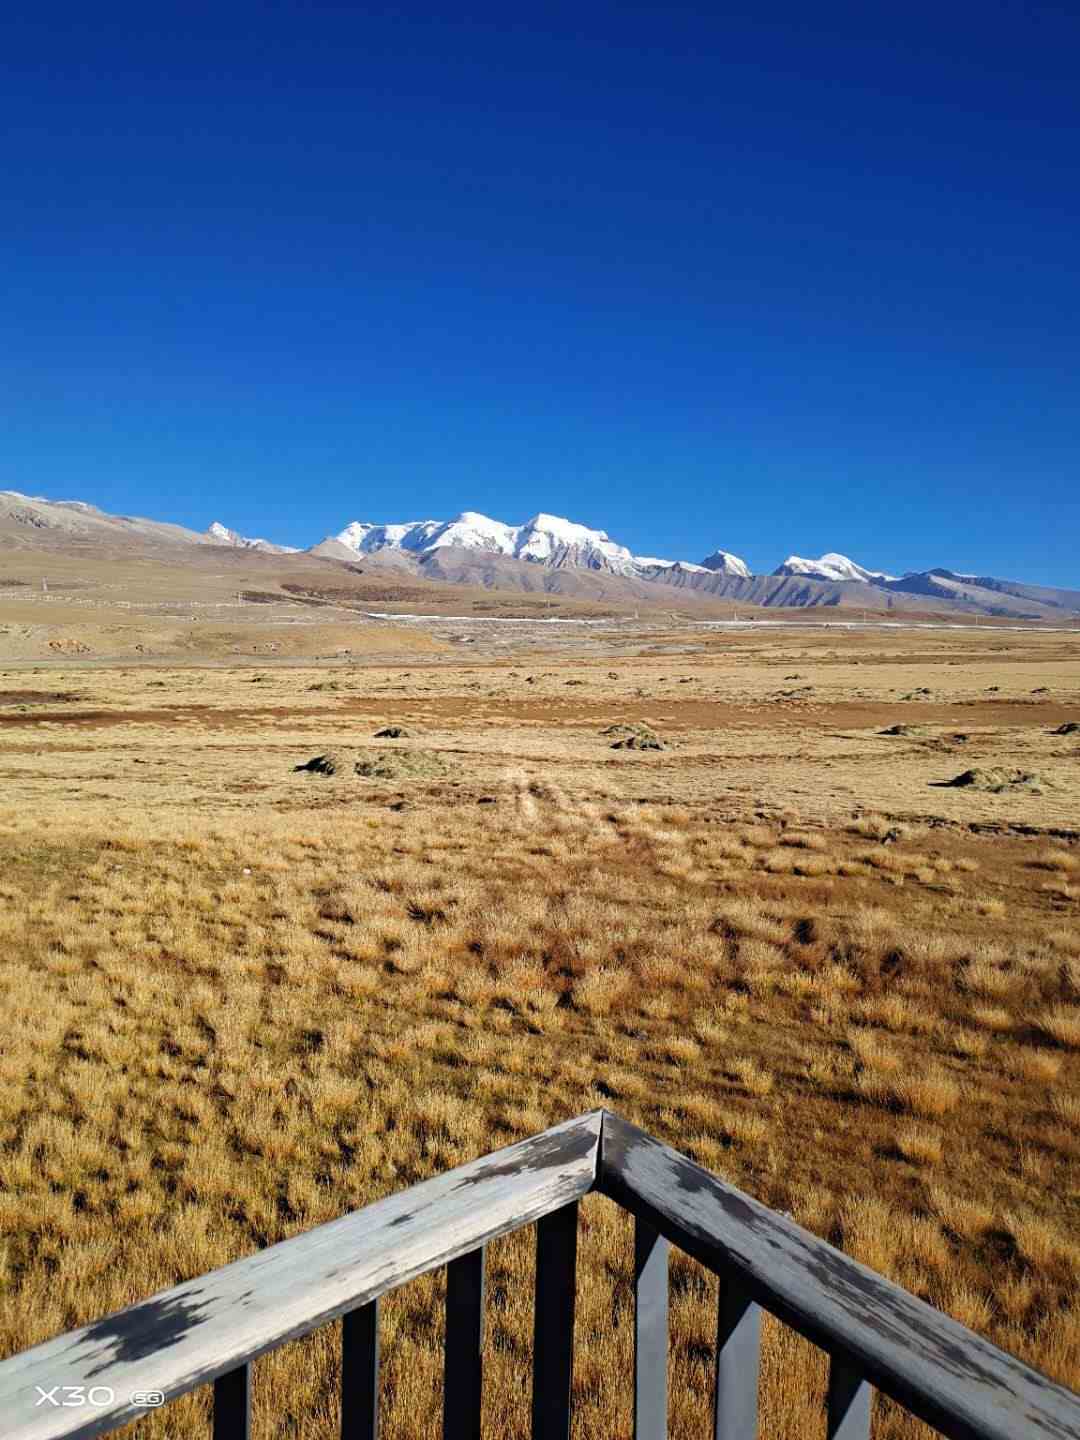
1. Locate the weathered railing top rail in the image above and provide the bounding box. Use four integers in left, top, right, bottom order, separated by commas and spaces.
0, 1109, 1077, 1440
0, 1113, 599, 1440
601, 1113, 1080, 1440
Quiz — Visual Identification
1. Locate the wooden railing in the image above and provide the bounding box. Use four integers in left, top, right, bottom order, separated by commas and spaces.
0, 1110, 1077, 1440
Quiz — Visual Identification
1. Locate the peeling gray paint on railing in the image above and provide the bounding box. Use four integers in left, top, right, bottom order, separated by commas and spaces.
0, 1112, 602, 1440
597, 1111, 1080, 1440
1, 1108, 1077, 1440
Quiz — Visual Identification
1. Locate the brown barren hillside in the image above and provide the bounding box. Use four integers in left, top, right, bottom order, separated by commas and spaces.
0, 539, 774, 664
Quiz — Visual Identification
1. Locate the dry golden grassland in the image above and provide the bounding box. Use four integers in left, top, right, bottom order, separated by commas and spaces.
0, 628, 1078, 1438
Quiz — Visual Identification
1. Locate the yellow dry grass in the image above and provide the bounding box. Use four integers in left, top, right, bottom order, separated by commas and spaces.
0, 636, 1078, 1438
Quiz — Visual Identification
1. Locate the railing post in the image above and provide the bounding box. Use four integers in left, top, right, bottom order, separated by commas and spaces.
444, 1247, 486, 1440
532, 1201, 579, 1440
342, 1300, 380, 1440
634, 1219, 668, 1440
214, 1363, 251, 1440
713, 1273, 760, 1439
827, 1355, 872, 1440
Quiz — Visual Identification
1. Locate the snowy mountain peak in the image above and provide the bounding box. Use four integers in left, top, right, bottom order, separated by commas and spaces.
698, 548, 752, 579
332, 510, 643, 574
523, 512, 607, 539
515, 514, 636, 571
205, 521, 298, 554
774, 552, 895, 584
427, 513, 518, 552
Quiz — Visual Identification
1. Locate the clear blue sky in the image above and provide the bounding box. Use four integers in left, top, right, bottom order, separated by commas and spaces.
3, 2, 1077, 582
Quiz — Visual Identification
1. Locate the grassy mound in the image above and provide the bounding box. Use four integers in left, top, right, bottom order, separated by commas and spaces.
942, 768, 1046, 794
354, 748, 447, 780
294, 747, 447, 780
293, 750, 350, 776
602, 722, 666, 751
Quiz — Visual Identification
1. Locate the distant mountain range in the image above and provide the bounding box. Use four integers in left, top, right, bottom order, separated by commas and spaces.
313, 510, 1080, 618
2, 490, 1078, 620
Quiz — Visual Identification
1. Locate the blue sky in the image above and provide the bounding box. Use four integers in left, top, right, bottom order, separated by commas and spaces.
3, 1, 1077, 582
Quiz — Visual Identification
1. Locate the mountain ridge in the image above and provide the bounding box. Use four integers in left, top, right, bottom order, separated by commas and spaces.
332, 511, 669, 577
774, 552, 897, 583
206, 521, 299, 555
1, 490, 1077, 620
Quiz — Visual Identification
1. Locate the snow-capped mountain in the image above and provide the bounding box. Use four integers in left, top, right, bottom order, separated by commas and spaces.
4, 487, 1078, 618
333, 511, 698, 578
205, 521, 298, 554
337, 513, 513, 558
635, 558, 714, 575
773, 552, 895, 584
699, 548, 753, 579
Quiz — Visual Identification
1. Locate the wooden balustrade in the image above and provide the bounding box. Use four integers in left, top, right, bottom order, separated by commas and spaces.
1, 1110, 1076, 1440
